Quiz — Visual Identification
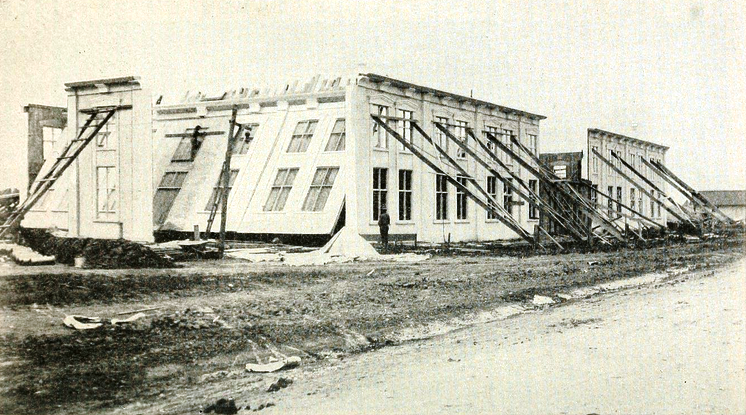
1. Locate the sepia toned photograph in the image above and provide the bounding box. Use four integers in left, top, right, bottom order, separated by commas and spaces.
1, 0, 744, 413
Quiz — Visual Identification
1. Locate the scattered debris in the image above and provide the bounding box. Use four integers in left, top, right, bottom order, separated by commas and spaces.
19, 228, 174, 269
266, 377, 293, 392
246, 356, 301, 373
111, 312, 148, 326
253, 402, 276, 411
63, 315, 103, 330
116, 306, 163, 316
532, 295, 555, 306
0, 242, 55, 266
203, 398, 239, 414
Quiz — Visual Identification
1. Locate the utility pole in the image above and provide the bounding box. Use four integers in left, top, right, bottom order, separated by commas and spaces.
218, 106, 239, 258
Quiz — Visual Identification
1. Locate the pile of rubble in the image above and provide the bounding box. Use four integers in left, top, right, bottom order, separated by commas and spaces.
19, 228, 174, 269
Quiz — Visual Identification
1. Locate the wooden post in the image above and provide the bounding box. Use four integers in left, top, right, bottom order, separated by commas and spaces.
218, 106, 239, 258
193, 225, 200, 241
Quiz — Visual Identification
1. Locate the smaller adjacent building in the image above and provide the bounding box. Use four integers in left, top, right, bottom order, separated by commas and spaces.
539, 151, 592, 235
692, 191, 746, 222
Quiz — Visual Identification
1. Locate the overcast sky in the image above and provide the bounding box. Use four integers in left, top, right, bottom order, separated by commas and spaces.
1, 0, 744, 193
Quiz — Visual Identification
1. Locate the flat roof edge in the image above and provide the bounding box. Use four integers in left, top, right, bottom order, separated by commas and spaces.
587, 128, 669, 150
65, 76, 140, 90
361, 73, 546, 120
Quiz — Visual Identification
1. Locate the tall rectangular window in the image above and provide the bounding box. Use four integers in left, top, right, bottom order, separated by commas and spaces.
96, 166, 117, 216
153, 171, 188, 225
324, 119, 346, 152
456, 176, 468, 220
398, 169, 413, 221
486, 175, 498, 220
592, 184, 599, 205
234, 123, 259, 155
527, 134, 538, 155
264, 168, 298, 211
42, 127, 62, 159
529, 179, 539, 219
171, 137, 195, 162
592, 146, 599, 173
650, 190, 656, 217
436, 174, 448, 220
630, 188, 636, 210
204, 169, 239, 211
608, 186, 614, 211
303, 167, 339, 211
287, 120, 318, 153
435, 116, 449, 157
372, 168, 388, 221
638, 189, 643, 215
502, 129, 514, 163
503, 178, 514, 215
616, 186, 623, 213
608, 149, 615, 174
455, 120, 469, 159
484, 126, 500, 153
372, 105, 389, 149
95, 116, 117, 151
398, 109, 413, 151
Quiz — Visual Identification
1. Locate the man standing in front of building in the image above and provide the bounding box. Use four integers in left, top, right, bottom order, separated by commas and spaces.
378, 207, 390, 250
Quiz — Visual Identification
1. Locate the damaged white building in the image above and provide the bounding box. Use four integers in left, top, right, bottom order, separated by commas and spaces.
21, 74, 546, 244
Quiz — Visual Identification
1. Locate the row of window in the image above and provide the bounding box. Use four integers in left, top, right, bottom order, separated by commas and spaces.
153, 166, 341, 225
604, 185, 662, 219
169, 119, 345, 163
372, 168, 539, 223
372, 105, 538, 161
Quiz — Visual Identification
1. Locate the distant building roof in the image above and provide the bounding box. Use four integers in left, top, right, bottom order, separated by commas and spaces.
700, 190, 746, 207
588, 128, 669, 151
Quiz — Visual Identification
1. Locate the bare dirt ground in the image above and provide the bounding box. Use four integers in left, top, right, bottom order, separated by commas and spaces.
0, 238, 743, 414
265, 257, 746, 415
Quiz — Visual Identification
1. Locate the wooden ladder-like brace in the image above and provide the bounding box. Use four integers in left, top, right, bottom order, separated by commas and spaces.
0, 106, 126, 239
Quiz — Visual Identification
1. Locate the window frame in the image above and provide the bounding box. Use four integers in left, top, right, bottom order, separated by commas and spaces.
456, 176, 468, 220
286, 119, 318, 153
486, 175, 499, 221
233, 123, 259, 155
435, 174, 449, 221
96, 165, 118, 217
324, 119, 346, 152
503, 178, 514, 215
528, 179, 539, 220
153, 171, 188, 225
263, 168, 299, 212
204, 169, 239, 211
372, 167, 388, 221
372, 105, 390, 150
455, 120, 469, 159
398, 169, 413, 221
302, 167, 339, 212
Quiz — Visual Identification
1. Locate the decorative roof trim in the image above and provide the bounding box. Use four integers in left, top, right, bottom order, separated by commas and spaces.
587, 128, 669, 151
360, 73, 546, 121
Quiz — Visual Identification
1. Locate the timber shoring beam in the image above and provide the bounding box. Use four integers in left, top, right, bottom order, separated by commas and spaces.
578, 182, 664, 230
651, 160, 735, 225
411, 122, 563, 249
432, 122, 581, 243
371, 116, 542, 248
592, 149, 693, 226
611, 152, 696, 220
464, 128, 590, 240
487, 132, 626, 242
506, 134, 609, 238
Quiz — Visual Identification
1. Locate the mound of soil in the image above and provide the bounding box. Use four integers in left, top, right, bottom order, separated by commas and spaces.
19, 228, 174, 269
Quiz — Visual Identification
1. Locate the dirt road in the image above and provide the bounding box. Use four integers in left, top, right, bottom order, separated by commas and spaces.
266, 259, 746, 415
